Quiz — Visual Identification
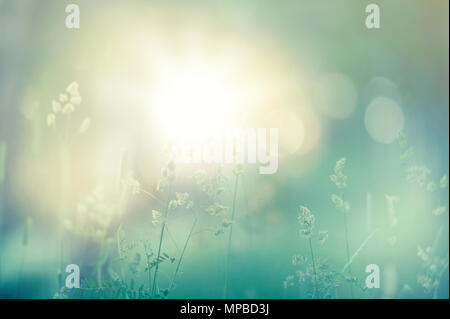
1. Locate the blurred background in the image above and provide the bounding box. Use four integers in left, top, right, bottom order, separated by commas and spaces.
0, 0, 448, 298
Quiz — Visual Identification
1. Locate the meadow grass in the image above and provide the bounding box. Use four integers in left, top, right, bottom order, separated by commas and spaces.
34, 85, 448, 299
223, 171, 240, 298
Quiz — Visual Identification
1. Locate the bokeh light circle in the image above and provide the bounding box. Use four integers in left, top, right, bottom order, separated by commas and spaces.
365, 96, 405, 144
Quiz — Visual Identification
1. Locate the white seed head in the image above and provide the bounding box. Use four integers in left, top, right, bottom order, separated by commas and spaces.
59, 93, 69, 103
66, 81, 79, 96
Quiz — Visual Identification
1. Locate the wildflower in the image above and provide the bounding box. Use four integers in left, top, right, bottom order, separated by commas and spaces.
205, 203, 228, 216
417, 274, 434, 292
397, 131, 415, 161
295, 270, 307, 284
79, 117, 91, 133
62, 103, 75, 115
195, 167, 227, 198
331, 194, 350, 213
59, 93, 69, 103
432, 204, 447, 216
385, 194, 398, 227
152, 210, 163, 225
283, 275, 295, 288
66, 81, 79, 96
417, 252, 449, 294
175, 192, 189, 206
186, 201, 194, 209
417, 246, 431, 263
330, 157, 347, 189
47, 113, 56, 127
318, 230, 328, 245
406, 165, 430, 186
440, 175, 448, 189
292, 254, 307, 265
298, 206, 315, 238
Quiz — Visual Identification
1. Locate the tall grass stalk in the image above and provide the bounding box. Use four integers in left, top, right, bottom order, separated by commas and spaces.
224, 174, 239, 299
96, 238, 109, 288
308, 237, 318, 298
143, 241, 153, 297
151, 184, 172, 297
116, 225, 126, 282
58, 142, 71, 287
116, 152, 129, 283
16, 216, 32, 297
342, 211, 354, 298
170, 217, 197, 290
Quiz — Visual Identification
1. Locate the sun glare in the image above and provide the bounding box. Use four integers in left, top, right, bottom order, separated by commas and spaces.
152, 61, 240, 143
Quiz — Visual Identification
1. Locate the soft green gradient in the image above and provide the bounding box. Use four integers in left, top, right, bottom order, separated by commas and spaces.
0, 0, 448, 298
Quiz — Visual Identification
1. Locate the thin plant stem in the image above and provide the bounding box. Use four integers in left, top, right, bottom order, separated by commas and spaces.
165, 226, 181, 254
96, 262, 102, 288
116, 153, 129, 285
58, 142, 71, 287
170, 217, 197, 290
151, 183, 172, 297
141, 189, 163, 204
116, 225, 126, 282
343, 212, 354, 298
97, 239, 105, 288
143, 241, 152, 298
308, 237, 318, 298
16, 242, 27, 297
224, 174, 239, 299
